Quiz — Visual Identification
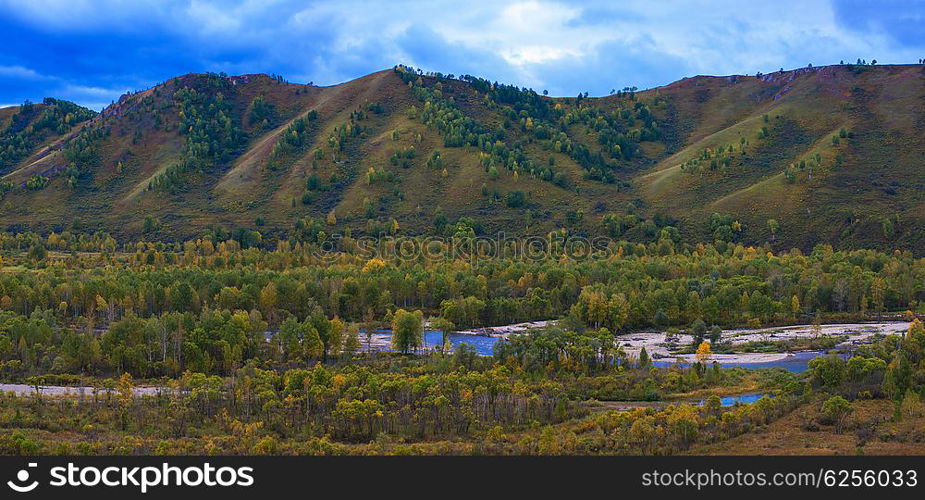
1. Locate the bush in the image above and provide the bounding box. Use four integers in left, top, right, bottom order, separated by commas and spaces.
505, 190, 526, 208
819, 396, 852, 432
808, 355, 846, 389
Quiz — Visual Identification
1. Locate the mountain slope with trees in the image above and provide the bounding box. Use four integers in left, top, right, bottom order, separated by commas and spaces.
1, 63, 923, 252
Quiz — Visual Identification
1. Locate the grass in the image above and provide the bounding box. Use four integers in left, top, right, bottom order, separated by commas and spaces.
687, 398, 925, 455
1, 64, 924, 253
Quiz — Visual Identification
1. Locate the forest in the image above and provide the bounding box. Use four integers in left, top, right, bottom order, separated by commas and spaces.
0, 230, 923, 455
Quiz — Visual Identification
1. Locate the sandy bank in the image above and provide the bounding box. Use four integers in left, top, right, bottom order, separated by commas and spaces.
618, 321, 909, 365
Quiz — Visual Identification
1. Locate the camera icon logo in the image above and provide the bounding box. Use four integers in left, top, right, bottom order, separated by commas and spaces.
7, 463, 39, 493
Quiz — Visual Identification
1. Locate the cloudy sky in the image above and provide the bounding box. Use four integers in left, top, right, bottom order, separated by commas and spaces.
1, 0, 923, 109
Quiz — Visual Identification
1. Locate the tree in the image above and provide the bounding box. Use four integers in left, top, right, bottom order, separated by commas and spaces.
248, 96, 276, 128
637, 346, 650, 369
704, 395, 722, 415
258, 283, 278, 323
429, 316, 455, 354
870, 278, 885, 315
392, 309, 424, 354
327, 317, 345, 357
811, 315, 822, 338
28, 243, 47, 263
505, 190, 526, 208
653, 309, 668, 327
900, 390, 924, 419
882, 217, 895, 239
767, 219, 780, 240
691, 319, 707, 344
574, 289, 608, 329
808, 354, 846, 388
170, 281, 195, 312
695, 341, 712, 362
143, 216, 157, 234
305, 312, 342, 362
440, 296, 485, 329
343, 323, 361, 354
820, 395, 853, 433
708, 325, 722, 344
607, 293, 629, 332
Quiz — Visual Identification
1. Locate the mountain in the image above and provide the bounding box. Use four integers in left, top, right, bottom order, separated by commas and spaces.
1, 63, 924, 252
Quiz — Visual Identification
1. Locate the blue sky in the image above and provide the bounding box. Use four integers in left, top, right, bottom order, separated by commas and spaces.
1, 0, 923, 110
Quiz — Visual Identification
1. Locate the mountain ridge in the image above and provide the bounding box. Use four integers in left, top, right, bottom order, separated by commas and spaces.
0, 63, 923, 252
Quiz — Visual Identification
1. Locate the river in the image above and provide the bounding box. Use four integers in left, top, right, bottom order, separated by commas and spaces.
653, 351, 831, 373
1, 322, 908, 396
360, 329, 501, 355
365, 320, 908, 373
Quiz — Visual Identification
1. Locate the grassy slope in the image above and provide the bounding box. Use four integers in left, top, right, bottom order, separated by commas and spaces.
687, 399, 925, 455
637, 65, 925, 251
0, 64, 923, 251
0, 103, 91, 180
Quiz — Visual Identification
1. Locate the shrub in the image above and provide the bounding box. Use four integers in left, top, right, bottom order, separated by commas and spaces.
819, 396, 853, 432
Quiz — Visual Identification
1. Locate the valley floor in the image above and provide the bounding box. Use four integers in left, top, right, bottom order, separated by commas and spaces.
688, 399, 925, 455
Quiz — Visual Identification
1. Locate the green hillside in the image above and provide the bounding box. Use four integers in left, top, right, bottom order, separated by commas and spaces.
1, 63, 923, 252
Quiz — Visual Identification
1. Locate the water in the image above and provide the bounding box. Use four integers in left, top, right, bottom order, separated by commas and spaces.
424, 330, 500, 355
700, 393, 771, 406
374, 327, 833, 369
652, 350, 829, 373
364, 329, 500, 356
713, 351, 829, 372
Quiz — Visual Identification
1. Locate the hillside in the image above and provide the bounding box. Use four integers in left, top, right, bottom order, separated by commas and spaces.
0, 63, 923, 252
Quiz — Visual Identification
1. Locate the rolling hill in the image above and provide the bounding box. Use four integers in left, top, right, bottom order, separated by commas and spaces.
1, 63, 923, 252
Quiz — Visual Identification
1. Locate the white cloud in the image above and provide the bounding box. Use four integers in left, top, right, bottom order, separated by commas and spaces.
52, 84, 130, 110
501, 46, 582, 66
1, 0, 923, 102
185, 1, 241, 35
0, 65, 45, 79
273, 0, 923, 93
60, 84, 127, 97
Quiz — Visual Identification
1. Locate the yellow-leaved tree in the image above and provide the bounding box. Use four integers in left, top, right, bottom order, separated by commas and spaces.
695, 341, 712, 362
